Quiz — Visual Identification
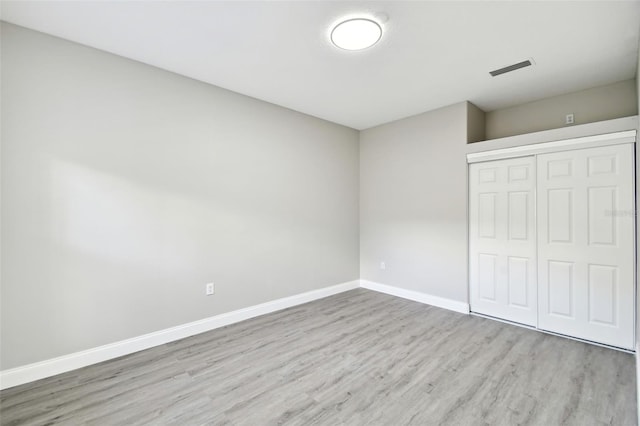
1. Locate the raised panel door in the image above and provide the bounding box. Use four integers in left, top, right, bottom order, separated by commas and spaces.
469, 156, 537, 326
537, 144, 635, 349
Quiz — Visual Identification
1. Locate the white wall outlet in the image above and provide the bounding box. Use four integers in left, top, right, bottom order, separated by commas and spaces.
380, 261, 386, 270
205, 283, 214, 296
565, 113, 574, 125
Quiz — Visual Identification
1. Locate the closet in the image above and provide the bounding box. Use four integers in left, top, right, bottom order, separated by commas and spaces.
468, 131, 636, 350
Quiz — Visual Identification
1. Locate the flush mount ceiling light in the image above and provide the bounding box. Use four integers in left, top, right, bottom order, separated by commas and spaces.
331, 18, 382, 51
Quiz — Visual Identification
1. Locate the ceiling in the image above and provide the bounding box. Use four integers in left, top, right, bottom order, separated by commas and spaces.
1, 1, 639, 130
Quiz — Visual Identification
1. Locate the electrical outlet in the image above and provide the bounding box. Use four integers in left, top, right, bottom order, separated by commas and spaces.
565, 113, 574, 125
206, 283, 215, 296
380, 262, 386, 270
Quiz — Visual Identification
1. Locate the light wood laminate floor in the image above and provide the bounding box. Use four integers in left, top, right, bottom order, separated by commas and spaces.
1, 289, 636, 425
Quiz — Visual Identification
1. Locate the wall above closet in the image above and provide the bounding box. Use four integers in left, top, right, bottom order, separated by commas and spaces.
467, 79, 638, 143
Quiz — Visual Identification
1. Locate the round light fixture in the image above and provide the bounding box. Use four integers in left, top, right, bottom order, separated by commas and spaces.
331, 18, 382, 51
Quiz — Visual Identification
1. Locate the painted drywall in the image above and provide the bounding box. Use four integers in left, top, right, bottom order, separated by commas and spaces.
636, 36, 640, 352
485, 79, 638, 140
467, 103, 486, 143
636, 36, 640, 426
0, 23, 359, 370
635, 37, 640, 426
359, 102, 469, 302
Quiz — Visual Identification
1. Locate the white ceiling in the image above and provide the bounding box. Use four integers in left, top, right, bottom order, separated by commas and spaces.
2, 1, 639, 130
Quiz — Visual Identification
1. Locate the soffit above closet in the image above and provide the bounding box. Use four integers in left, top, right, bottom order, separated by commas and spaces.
1, 1, 638, 130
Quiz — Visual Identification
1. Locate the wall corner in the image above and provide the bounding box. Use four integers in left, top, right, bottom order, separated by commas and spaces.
466, 101, 486, 143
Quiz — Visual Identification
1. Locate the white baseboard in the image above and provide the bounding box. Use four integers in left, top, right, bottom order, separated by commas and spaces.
1, 279, 469, 390
0, 280, 360, 390
360, 280, 470, 314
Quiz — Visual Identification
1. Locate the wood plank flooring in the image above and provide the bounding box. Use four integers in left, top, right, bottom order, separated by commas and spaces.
1, 289, 636, 425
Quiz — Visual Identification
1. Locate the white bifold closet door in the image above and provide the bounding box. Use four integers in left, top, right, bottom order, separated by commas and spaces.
537, 143, 635, 349
469, 156, 537, 326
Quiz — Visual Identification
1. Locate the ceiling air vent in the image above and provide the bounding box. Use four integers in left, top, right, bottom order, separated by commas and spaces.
489, 60, 532, 77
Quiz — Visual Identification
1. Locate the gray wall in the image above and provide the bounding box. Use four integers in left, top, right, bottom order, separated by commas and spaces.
635, 39, 639, 426
636, 41, 640, 353
359, 102, 469, 302
0, 23, 360, 370
486, 79, 638, 140
467, 103, 486, 143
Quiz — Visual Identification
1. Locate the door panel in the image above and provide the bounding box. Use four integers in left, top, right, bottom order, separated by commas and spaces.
587, 264, 617, 326
547, 158, 573, 179
508, 192, 529, 240
537, 143, 635, 349
469, 156, 537, 326
478, 253, 497, 301
507, 256, 530, 307
478, 193, 497, 238
547, 260, 574, 318
588, 154, 617, 176
547, 189, 573, 243
588, 187, 616, 245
